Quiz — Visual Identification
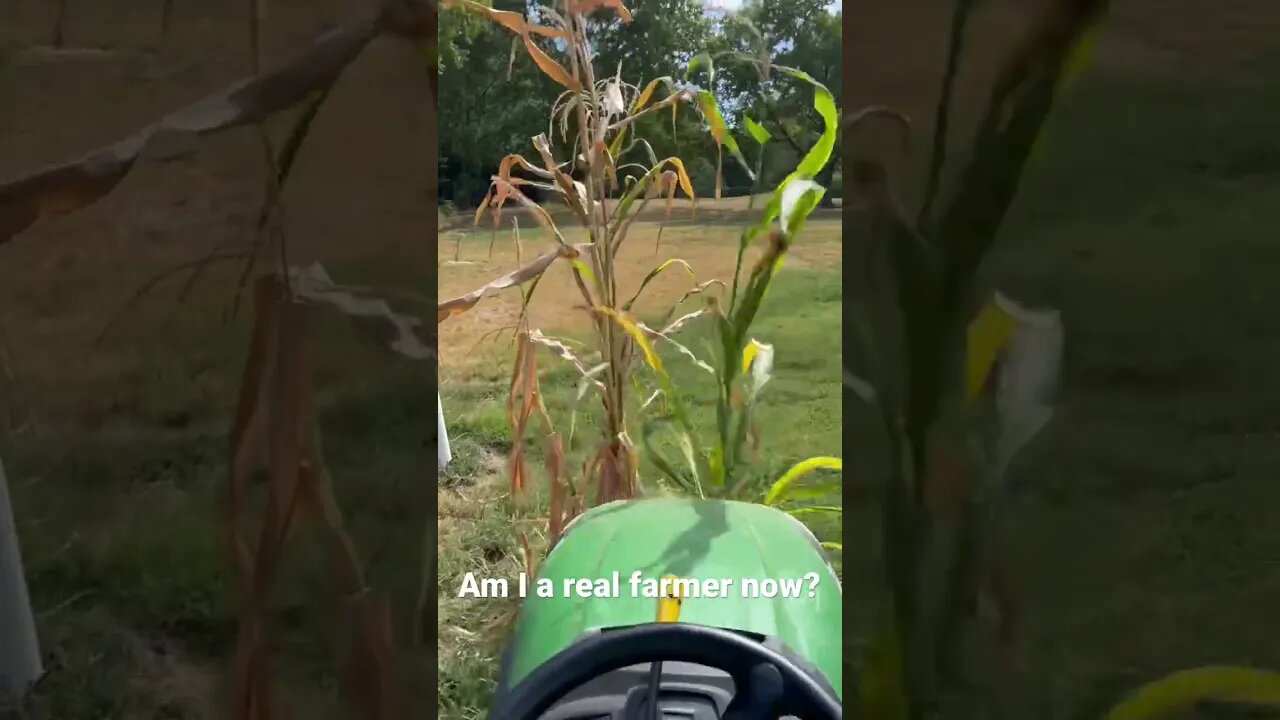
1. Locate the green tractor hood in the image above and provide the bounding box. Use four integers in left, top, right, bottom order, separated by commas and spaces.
503, 497, 842, 698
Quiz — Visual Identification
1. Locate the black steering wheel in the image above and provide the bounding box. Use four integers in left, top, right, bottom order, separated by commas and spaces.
490, 623, 843, 720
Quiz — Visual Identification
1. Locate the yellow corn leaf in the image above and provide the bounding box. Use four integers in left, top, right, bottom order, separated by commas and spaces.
966, 295, 1016, 401
763, 456, 842, 506
662, 157, 696, 200
633, 77, 667, 112
444, 0, 582, 92
1102, 667, 1280, 720
741, 338, 763, 374
568, 0, 633, 22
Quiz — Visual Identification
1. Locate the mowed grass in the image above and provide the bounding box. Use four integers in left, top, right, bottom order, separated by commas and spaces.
977, 58, 1280, 716
846, 41, 1280, 720
3, 289, 438, 719
436, 218, 844, 719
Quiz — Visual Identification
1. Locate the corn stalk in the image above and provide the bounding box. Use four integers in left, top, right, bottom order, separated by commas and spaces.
439, 0, 758, 542
0, 4, 437, 717
848, 0, 1107, 718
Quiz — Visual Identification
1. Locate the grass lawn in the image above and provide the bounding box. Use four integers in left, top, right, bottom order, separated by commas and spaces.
846, 18, 1280, 718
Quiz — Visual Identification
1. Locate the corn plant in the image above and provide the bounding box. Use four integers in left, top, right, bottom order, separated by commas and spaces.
438, 0, 846, 555
438, 0, 766, 539
608, 65, 843, 516
850, 0, 1280, 719
0, 4, 435, 718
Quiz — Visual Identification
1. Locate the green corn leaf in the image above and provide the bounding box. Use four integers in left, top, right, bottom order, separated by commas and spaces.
685, 52, 715, 85
696, 90, 754, 180
624, 258, 697, 311
786, 505, 843, 519
743, 114, 771, 146
1101, 667, 1280, 720
774, 66, 839, 183
640, 416, 702, 496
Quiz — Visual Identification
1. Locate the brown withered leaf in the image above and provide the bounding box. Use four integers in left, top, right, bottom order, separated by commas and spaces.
518, 531, 538, 577
227, 277, 285, 586
506, 335, 534, 493
438, 243, 590, 322
297, 443, 366, 595
226, 278, 314, 720
567, 0, 633, 22
507, 331, 559, 496
250, 296, 310, 600
0, 13, 387, 245
527, 329, 599, 381
442, 0, 581, 92
341, 592, 407, 720
289, 263, 432, 362
546, 434, 572, 542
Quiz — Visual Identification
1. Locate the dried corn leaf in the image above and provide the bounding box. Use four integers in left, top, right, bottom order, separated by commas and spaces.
567, 0, 633, 22
489, 178, 567, 242
290, 263, 432, 361
341, 592, 407, 720
506, 333, 543, 493
251, 297, 309, 599
0, 13, 384, 244
443, 0, 582, 92
528, 329, 600, 382
297, 443, 366, 594
438, 243, 589, 322
546, 434, 578, 541
623, 258, 696, 310
227, 277, 285, 585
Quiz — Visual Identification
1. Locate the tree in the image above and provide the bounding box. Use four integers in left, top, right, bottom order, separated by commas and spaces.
589, 0, 713, 81
438, 0, 727, 207
715, 0, 842, 205
438, 0, 559, 207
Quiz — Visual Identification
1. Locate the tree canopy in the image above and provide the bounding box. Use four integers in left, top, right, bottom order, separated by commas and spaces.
438, 0, 841, 208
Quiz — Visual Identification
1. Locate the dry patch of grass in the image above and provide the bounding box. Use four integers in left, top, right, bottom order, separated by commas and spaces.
438, 216, 842, 371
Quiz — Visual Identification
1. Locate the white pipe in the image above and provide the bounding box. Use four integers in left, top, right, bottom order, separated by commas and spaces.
437, 391, 452, 468
0, 457, 42, 706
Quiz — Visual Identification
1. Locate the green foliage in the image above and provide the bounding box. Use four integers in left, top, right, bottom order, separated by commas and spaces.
622, 65, 842, 518
439, 3, 492, 71
437, 0, 841, 207
847, 0, 1111, 718
714, 0, 842, 200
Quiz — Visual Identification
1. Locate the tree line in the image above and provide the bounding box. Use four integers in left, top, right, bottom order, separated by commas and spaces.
438, 0, 841, 209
